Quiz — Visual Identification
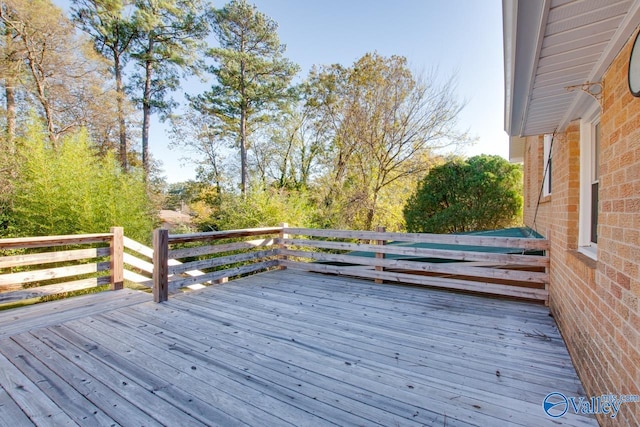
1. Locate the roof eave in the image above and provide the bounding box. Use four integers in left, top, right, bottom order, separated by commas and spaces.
503, 0, 550, 137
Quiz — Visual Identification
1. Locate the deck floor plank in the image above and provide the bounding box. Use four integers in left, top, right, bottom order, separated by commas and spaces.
0, 269, 598, 426
174, 287, 579, 401
46, 325, 246, 427
0, 386, 35, 427
165, 293, 585, 426
109, 303, 446, 427
9, 331, 164, 427
59, 316, 331, 427
84, 312, 409, 427
181, 281, 580, 384
0, 346, 77, 427
0, 338, 116, 427
0, 289, 150, 338
121, 300, 524, 425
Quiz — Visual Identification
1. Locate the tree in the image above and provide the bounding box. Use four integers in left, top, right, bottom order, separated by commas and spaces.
0, 10, 24, 147
8, 123, 155, 242
194, 0, 298, 194
131, 0, 208, 175
308, 53, 470, 230
72, 0, 138, 169
250, 105, 327, 191
404, 155, 523, 233
168, 106, 229, 195
1, 0, 115, 146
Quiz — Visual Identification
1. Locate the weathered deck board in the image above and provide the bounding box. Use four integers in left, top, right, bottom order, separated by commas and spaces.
0, 269, 597, 426
0, 289, 150, 338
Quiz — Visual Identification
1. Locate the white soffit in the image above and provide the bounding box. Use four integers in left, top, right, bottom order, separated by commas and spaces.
504, 0, 640, 136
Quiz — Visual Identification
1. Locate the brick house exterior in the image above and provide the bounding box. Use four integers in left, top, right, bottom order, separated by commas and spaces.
503, 1, 640, 425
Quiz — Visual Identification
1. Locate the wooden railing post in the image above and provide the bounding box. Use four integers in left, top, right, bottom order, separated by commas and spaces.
375, 226, 386, 284
279, 223, 288, 270
153, 228, 169, 302
110, 226, 124, 290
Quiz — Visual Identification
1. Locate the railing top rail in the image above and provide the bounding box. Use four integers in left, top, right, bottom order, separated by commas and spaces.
0, 233, 114, 250
284, 227, 550, 250
168, 227, 284, 244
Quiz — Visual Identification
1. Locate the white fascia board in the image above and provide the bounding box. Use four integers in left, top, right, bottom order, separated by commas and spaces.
503, 0, 550, 137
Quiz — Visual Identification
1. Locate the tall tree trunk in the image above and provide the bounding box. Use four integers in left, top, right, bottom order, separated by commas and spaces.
240, 107, 247, 195
365, 191, 379, 231
239, 57, 247, 195
115, 53, 128, 171
4, 28, 15, 151
27, 59, 57, 147
5, 82, 15, 152
142, 38, 153, 176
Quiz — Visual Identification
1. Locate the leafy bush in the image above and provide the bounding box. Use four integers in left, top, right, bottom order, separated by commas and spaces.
7, 126, 156, 242
404, 155, 523, 233
212, 188, 318, 231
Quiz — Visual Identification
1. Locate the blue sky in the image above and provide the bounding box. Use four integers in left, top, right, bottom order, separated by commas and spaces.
61, 0, 509, 183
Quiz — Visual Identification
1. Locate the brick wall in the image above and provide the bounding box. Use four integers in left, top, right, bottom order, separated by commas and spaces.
522, 30, 640, 426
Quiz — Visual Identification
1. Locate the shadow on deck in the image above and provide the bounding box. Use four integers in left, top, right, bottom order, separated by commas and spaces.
0, 269, 597, 426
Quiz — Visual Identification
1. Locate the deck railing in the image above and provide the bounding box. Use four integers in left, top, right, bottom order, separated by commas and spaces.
0, 225, 550, 307
152, 226, 282, 302
152, 225, 550, 303
0, 227, 124, 305
280, 227, 549, 301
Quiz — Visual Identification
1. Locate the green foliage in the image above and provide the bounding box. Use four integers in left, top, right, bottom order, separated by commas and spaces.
131, 0, 209, 173
404, 155, 523, 233
211, 188, 317, 231
7, 125, 156, 242
193, 0, 300, 194
306, 53, 469, 230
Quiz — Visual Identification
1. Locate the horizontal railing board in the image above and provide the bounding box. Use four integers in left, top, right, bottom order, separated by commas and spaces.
0, 276, 111, 303
123, 253, 154, 275
280, 249, 548, 284
124, 269, 153, 287
169, 260, 279, 290
284, 228, 550, 250
169, 249, 278, 275
281, 238, 549, 267
282, 261, 548, 301
123, 237, 154, 259
0, 233, 113, 250
168, 238, 276, 260
168, 227, 283, 244
0, 247, 110, 269
0, 262, 111, 289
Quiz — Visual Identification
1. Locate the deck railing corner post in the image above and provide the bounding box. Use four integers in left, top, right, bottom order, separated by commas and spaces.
110, 226, 124, 291
153, 228, 169, 302
279, 222, 289, 270
375, 226, 386, 284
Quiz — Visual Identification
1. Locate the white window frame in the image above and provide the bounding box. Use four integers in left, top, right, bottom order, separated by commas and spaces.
543, 134, 553, 196
578, 105, 600, 260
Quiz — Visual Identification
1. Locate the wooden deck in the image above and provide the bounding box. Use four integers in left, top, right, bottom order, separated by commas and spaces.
0, 269, 597, 426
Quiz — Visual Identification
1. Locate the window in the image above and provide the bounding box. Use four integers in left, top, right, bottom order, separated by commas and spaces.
543, 134, 553, 196
591, 123, 600, 244
579, 112, 600, 259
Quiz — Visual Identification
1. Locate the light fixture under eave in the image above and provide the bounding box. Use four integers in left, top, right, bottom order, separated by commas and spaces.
565, 81, 604, 106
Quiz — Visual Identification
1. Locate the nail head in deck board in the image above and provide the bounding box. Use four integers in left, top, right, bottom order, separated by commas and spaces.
0, 269, 597, 426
